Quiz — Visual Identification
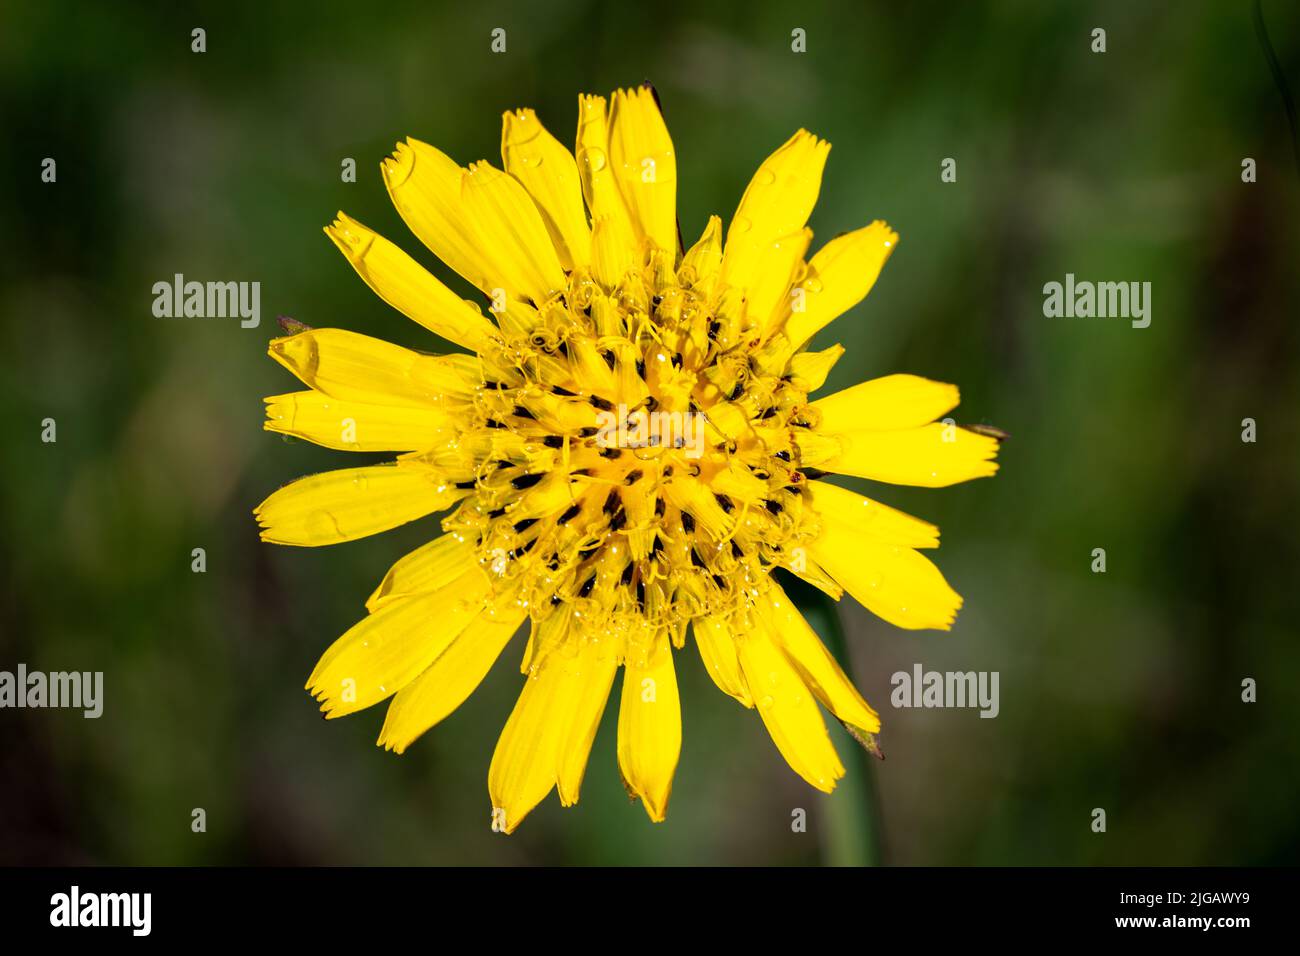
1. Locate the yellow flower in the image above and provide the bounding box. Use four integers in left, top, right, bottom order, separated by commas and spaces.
255, 86, 1000, 833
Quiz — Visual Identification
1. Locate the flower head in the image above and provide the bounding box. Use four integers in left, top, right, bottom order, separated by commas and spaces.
256, 86, 1000, 832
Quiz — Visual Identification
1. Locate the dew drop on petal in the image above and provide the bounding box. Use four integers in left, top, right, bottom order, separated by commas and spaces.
581, 147, 607, 173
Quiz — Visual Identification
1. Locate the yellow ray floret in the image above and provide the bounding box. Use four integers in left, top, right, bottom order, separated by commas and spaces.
501, 108, 592, 270
616, 640, 681, 822
366, 532, 478, 610
381, 139, 496, 296
808, 519, 963, 631
813, 373, 960, 432
307, 569, 491, 718
756, 583, 881, 735
267, 327, 480, 406
736, 622, 845, 793
324, 212, 497, 352
806, 480, 940, 549
787, 343, 845, 391
255, 461, 467, 546
488, 619, 619, 832
576, 94, 636, 243
720, 130, 830, 300
692, 614, 752, 707
378, 607, 526, 754
782, 220, 898, 349
264, 390, 455, 452
798, 373, 1000, 487
459, 160, 568, 304
607, 86, 678, 255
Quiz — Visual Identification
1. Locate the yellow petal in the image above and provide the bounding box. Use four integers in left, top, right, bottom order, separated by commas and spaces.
681, 215, 722, 293
556, 641, 619, 806
749, 228, 813, 334
607, 86, 677, 254
268, 328, 480, 408
788, 344, 844, 392
693, 615, 752, 707
780, 551, 844, 601
616, 642, 681, 821
803, 424, 1000, 488
383, 140, 565, 304
377, 606, 525, 753
382, 138, 497, 296
306, 568, 491, 718
489, 653, 585, 833
783, 221, 898, 348
460, 160, 567, 304
812, 374, 959, 432
324, 212, 497, 352
501, 108, 591, 269
590, 215, 638, 290
720, 130, 830, 296
756, 583, 880, 734
736, 624, 844, 792
254, 461, 467, 546
809, 520, 963, 630
575, 94, 635, 241
366, 532, 479, 611
264, 390, 454, 452
807, 479, 940, 548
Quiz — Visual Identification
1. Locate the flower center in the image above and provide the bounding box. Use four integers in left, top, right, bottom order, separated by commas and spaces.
432, 249, 826, 657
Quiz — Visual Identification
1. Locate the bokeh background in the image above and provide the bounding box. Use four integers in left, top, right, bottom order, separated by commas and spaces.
2, 0, 1298, 866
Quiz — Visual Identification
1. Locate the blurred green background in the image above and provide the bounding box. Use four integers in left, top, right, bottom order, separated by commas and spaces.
2, 0, 1298, 866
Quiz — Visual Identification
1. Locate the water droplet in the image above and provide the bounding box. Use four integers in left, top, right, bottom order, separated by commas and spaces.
756, 169, 776, 185
805, 277, 823, 293
733, 215, 752, 235
582, 147, 607, 173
